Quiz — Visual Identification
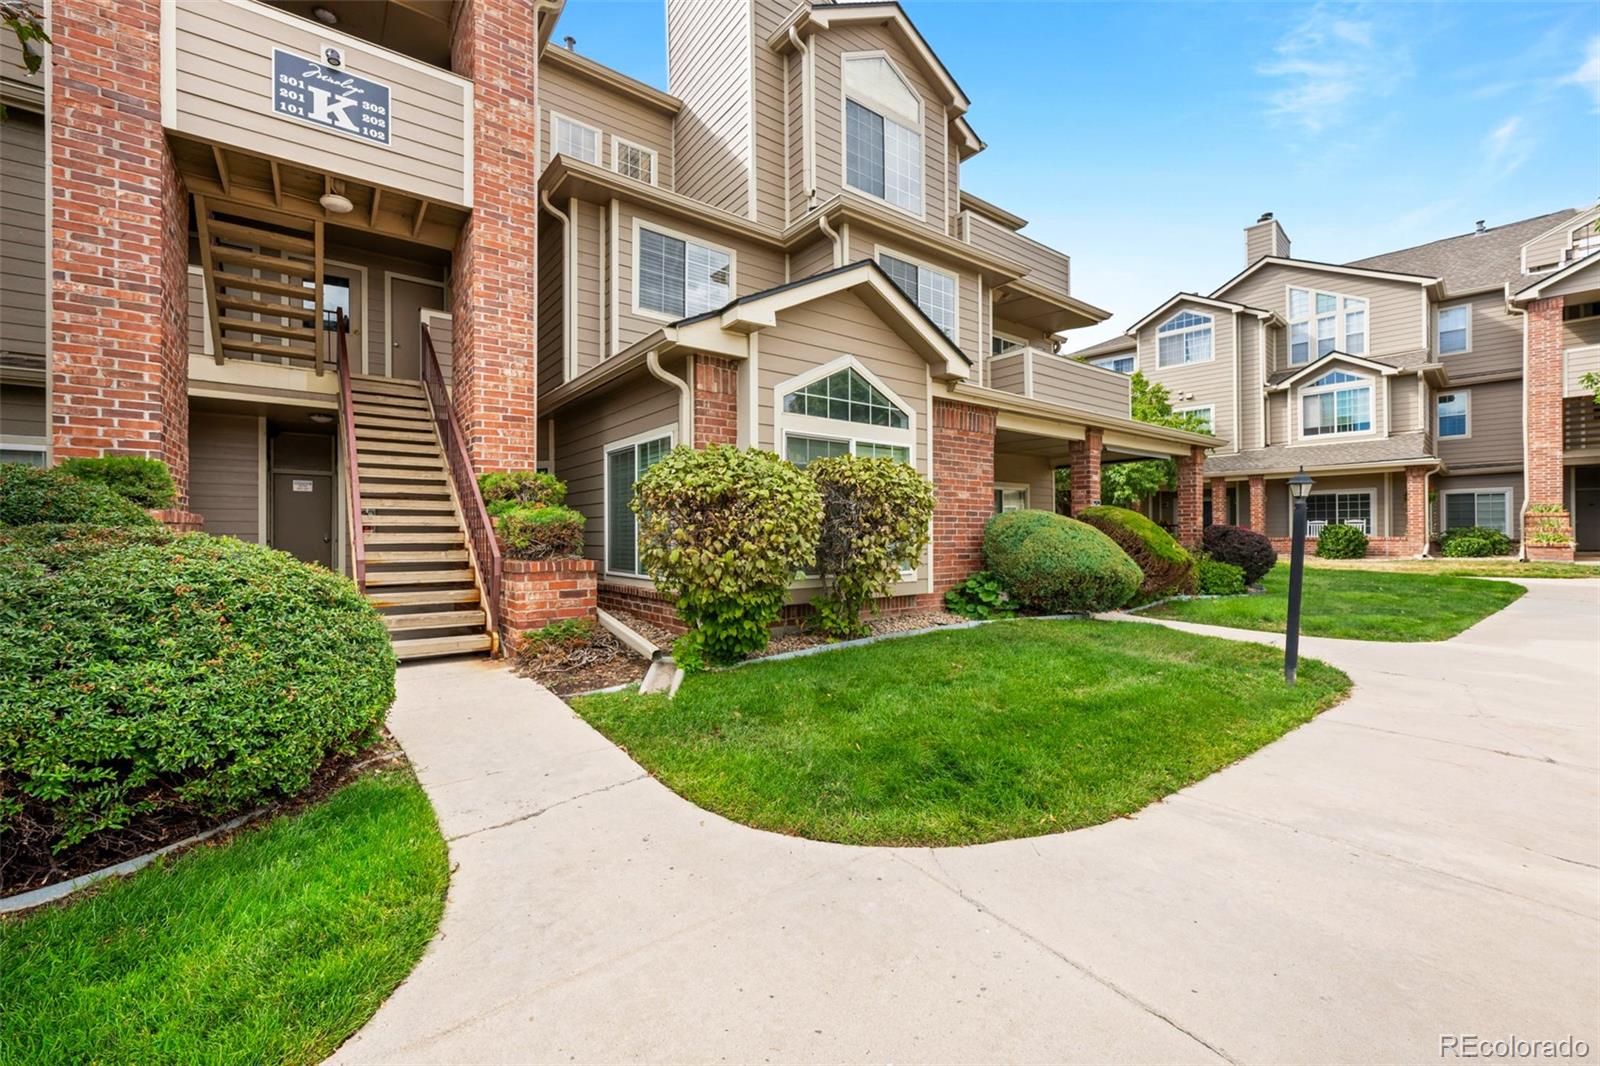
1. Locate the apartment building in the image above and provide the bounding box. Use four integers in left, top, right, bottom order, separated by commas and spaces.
1, 0, 1215, 657
1077, 209, 1600, 558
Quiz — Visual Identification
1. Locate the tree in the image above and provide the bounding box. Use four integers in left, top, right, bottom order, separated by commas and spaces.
2, 1, 46, 120
1095, 372, 1210, 509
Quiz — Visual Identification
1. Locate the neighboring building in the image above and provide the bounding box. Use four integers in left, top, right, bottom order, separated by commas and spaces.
3, 0, 1214, 658
1078, 209, 1600, 558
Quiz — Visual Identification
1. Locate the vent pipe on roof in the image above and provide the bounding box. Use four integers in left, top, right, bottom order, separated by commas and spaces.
1474, 219, 1486, 235
563, 36, 576, 50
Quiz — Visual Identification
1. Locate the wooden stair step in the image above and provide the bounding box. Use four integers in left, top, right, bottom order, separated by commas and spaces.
365, 531, 464, 546
383, 609, 487, 632
355, 440, 439, 457
363, 568, 476, 587
207, 219, 316, 254
217, 316, 316, 341
355, 415, 433, 432
367, 587, 480, 607
218, 338, 318, 361
368, 549, 468, 564
363, 514, 459, 527
356, 452, 442, 469
351, 374, 426, 393
361, 497, 456, 511
352, 393, 429, 410
392, 633, 494, 661
216, 294, 318, 321
356, 429, 438, 446
360, 468, 447, 484
212, 274, 319, 302
211, 247, 318, 277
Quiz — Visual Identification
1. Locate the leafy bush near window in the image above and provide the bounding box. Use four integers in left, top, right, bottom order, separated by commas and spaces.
805, 454, 936, 638
54, 455, 177, 510
1439, 525, 1513, 558
1315, 522, 1368, 559
1077, 505, 1197, 601
634, 445, 821, 669
944, 570, 1014, 619
479, 470, 566, 514
1201, 524, 1277, 585
1196, 556, 1247, 596
0, 463, 158, 528
0, 531, 395, 854
496, 505, 586, 560
983, 509, 1142, 614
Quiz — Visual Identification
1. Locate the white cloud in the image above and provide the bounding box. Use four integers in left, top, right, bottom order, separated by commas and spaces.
1562, 36, 1600, 112
1483, 115, 1531, 177
1259, 4, 1412, 133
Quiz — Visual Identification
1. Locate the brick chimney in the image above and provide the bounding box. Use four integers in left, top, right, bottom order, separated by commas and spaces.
1245, 212, 1291, 265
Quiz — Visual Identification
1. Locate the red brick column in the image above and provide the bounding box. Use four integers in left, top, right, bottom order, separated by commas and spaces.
1404, 464, 1430, 556
1175, 446, 1206, 548
1066, 427, 1102, 514
500, 558, 597, 655
449, 0, 539, 472
49, 0, 194, 506
1248, 475, 1267, 532
1525, 296, 1574, 558
692, 355, 739, 447
931, 399, 995, 592
1209, 477, 1228, 527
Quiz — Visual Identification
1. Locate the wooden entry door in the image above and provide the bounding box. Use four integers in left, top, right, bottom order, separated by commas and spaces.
388, 276, 446, 379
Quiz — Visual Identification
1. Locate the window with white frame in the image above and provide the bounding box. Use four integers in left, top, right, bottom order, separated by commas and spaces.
1436, 391, 1470, 438
552, 114, 600, 164
991, 333, 1025, 357
1175, 405, 1214, 433
878, 253, 956, 340
843, 55, 923, 213
1306, 492, 1372, 534
605, 431, 673, 575
0, 443, 47, 467
993, 485, 1029, 513
612, 138, 656, 185
779, 364, 914, 469
1091, 353, 1136, 374
637, 226, 731, 319
1156, 310, 1213, 366
1300, 369, 1373, 437
1444, 489, 1510, 535
1288, 287, 1367, 363
1436, 304, 1470, 355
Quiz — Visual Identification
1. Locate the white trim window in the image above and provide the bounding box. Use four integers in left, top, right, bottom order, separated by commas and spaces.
612, 137, 656, 185
1156, 310, 1213, 367
993, 484, 1029, 513
604, 430, 674, 576
1306, 491, 1373, 535
1091, 353, 1135, 374
843, 54, 923, 214
1436, 390, 1470, 438
991, 332, 1026, 357
777, 359, 916, 470
552, 113, 600, 165
1300, 369, 1373, 437
637, 225, 732, 319
1444, 489, 1510, 535
1436, 304, 1471, 355
0, 442, 47, 467
879, 252, 956, 341
1288, 287, 1367, 363
1175, 405, 1214, 432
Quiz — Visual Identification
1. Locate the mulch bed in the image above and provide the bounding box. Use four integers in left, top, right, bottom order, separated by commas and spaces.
1, 735, 405, 898
514, 627, 651, 695
761, 608, 972, 657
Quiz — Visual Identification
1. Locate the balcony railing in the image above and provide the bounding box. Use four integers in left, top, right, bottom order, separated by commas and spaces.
987, 347, 1133, 421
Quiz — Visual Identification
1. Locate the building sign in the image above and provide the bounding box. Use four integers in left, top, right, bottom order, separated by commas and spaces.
272, 48, 391, 147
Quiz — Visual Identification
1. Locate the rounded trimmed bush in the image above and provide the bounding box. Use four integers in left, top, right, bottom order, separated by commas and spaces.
1315, 522, 1368, 559
0, 463, 157, 528
496, 504, 586, 559
1201, 523, 1277, 585
0, 532, 396, 853
1077, 505, 1197, 600
983, 509, 1142, 614
54, 455, 177, 510
1439, 525, 1513, 558
1196, 556, 1247, 596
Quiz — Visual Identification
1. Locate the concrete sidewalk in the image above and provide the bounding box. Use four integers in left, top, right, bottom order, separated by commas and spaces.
335, 579, 1600, 1065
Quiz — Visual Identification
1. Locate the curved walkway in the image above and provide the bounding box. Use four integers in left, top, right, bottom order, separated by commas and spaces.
337, 579, 1599, 1065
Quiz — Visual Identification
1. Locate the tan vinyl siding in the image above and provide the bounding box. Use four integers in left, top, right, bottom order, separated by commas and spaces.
1030, 354, 1132, 420
1522, 208, 1599, 272
424, 313, 454, 388
1267, 392, 1288, 445
189, 412, 262, 542
988, 354, 1025, 395
1436, 473, 1523, 539
1438, 291, 1522, 380
1567, 343, 1600, 395
963, 213, 1070, 301
573, 200, 605, 374
168, 0, 472, 206
537, 215, 566, 387
0, 34, 44, 107
0, 384, 45, 439
994, 452, 1055, 514
1389, 371, 1420, 433
1, 108, 45, 368
750, 0, 791, 226
845, 220, 975, 359
788, 235, 836, 281
1238, 315, 1262, 449
1136, 300, 1236, 450
551, 371, 679, 564
187, 269, 210, 353
1565, 315, 1600, 350
539, 61, 675, 189
666, 0, 752, 216
1221, 264, 1428, 371
785, 45, 807, 221
1436, 379, 1522, 469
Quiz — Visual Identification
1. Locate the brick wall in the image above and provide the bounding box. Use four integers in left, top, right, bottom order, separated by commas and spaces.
1208, 477, 1228, 527
449, 0, 539, 472
931, 399, 995, 592
1067, 427, 1102, 513
692, 354, 739, 447
1524, 296, 1573, 556
49, 0, 192, 504
598, 582, 685, 634
1248, 475, 1267, 532
1175, 446, 1205, 547
500, 558, 598, 654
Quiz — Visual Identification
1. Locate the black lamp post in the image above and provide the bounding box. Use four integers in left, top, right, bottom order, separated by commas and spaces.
1284, 467, 1314, 684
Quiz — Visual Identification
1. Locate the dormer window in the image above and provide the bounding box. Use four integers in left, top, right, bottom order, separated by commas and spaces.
1300, 370, 1373, 438
1288, 287, 1366, 363
1157, 310, 1213, 366
844, 55, 922, 214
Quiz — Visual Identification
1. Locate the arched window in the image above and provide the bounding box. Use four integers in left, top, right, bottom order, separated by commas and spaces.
777, 361, 915, 468
1300, 369, 1373, 437
844, 54, 923, 213
1157, 310, 1213, 366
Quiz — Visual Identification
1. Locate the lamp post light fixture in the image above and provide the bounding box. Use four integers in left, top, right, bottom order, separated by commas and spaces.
1284, 467, 1314, 684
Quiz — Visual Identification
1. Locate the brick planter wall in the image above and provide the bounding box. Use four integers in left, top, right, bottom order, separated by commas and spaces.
1269, 536, 1423, 560
692, 355, 739, 447
151, 508, 204, 533
598, 582, 685, 634
931, 399, 995, 593
500, 557, 597, 655
1523, 508, 1575, 562
1526, 543, 1576, 563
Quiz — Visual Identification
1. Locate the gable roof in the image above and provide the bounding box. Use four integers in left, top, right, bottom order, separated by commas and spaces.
1265, 351, 1403, 389
1125, 293, 1278, 334
1511, 249, 1600, 300
1073, 334, 1137, 359
1348, 208, 1582, 296
1209, 256, 1438, 300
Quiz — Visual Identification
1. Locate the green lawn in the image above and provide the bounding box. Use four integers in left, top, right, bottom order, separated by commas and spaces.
0, 769, 447, 1066
1307, 557, 1598, 579
1147, 563, 1526, 641
574, 620, 1349, 847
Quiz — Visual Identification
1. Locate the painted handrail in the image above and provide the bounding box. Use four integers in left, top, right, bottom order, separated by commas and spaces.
419, 323, 502, 636
335, 309, 366, 590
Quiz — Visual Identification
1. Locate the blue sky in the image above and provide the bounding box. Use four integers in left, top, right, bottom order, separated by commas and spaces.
551, 1, 1600, 351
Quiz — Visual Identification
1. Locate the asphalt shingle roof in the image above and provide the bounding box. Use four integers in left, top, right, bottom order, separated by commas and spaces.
1347, 209, 1580, 296
1073, 334, 1137, 358
1204, 431, 1436, 477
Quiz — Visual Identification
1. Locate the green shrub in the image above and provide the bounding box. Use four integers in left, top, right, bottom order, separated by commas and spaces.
1077, 505, 1196, 600
1438, 525, 1513, 558
634, 445, 820, 669
983, 509, 1142, 614
478, 470, 566, 510
0, 534, 395, 853
495, 504, 586, 559
0, 463, 157, 528
1201, 523, 1277, 585
1315, 522, 1368, 559
944, 570, 1014, 619
1196, 556, 1247, 596
805, 454, 936, 638
54, 456, 176, 509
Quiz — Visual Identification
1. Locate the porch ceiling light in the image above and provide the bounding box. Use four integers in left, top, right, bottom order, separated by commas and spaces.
311, 6, 339, 25
319, 189, 354, 214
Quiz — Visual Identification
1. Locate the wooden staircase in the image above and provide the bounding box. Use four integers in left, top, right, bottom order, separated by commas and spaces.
349, 374, 496, 660
195, 195, 326, 371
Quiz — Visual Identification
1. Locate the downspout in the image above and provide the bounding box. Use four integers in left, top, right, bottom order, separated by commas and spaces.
647, 347, 694, 444
789, 25, 816, 209
818, 212, 842, 268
